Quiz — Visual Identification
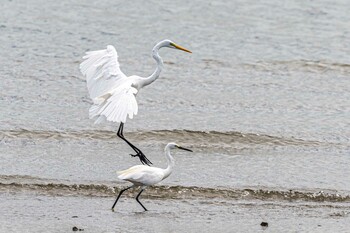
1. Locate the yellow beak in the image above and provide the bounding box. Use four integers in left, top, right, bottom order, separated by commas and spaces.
171, 43, 192, 53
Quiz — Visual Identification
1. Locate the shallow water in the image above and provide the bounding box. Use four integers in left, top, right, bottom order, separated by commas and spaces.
2, 192, 349, 233
1, 0, 350, 232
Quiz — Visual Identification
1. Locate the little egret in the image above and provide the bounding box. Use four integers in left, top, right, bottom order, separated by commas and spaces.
80, 40, 192, 165
111, 142, 192, 211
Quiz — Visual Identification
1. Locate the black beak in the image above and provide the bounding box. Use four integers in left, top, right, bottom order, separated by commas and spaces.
177, 146, 193, 152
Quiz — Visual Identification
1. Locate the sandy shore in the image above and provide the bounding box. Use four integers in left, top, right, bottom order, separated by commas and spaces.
1, 191, 349, 233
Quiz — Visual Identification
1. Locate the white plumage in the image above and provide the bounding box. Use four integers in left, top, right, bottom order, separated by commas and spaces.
117, 165, 164, 186
80, 40, 192, 165
117, 143, 184, 186
80, 45, 138, 124
111, 142, 193, 211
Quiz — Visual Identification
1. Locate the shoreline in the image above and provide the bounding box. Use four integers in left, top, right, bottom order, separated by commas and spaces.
1, 191, 349, 233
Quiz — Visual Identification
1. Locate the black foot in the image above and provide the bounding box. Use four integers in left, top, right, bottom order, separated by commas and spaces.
130, 152, 152, 166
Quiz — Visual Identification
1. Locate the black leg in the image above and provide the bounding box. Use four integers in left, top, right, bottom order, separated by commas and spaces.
117, 123, 142, 153
111, 186, 133, 211
136, 189, 147, 211
117, 123, 153, 165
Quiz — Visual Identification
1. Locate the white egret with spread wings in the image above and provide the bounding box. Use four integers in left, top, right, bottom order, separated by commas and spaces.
80, 40, 192, 165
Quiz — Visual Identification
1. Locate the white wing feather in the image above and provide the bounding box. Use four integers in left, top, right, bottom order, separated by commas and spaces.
80, 45, 127, 100
80, 45, 139, 124
89, 82, 138, 123
117, 165, 164, 186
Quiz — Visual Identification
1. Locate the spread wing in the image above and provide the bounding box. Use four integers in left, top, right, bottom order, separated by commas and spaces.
80, 45, 138, 124
80, 45, 127, 100
89, 81, 138, 124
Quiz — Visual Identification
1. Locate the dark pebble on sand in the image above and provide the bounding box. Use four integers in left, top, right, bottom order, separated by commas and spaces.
260, 222, 268, 227
72, 226, 84, 231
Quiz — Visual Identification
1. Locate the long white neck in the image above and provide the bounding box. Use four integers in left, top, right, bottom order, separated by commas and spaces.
140, 42, 164, 88
162, 146, 175, 180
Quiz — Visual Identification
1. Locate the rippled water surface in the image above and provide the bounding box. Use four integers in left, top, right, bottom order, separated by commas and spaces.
1, 0, 350, 232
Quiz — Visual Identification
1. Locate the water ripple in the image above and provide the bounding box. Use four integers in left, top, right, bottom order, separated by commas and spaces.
0, 129, 325, 147
1, 175, 349, 203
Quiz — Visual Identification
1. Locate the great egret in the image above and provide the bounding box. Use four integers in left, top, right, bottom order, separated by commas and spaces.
111, 142, 192, 211
80, 40, 192, 165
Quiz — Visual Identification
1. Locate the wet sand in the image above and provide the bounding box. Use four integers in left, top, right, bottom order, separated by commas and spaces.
1, 174, 350, 232
1, 191, 349, 233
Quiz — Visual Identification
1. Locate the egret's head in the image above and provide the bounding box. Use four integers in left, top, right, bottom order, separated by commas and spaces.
160, 39, 192, 53
167, 142, 193, 152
